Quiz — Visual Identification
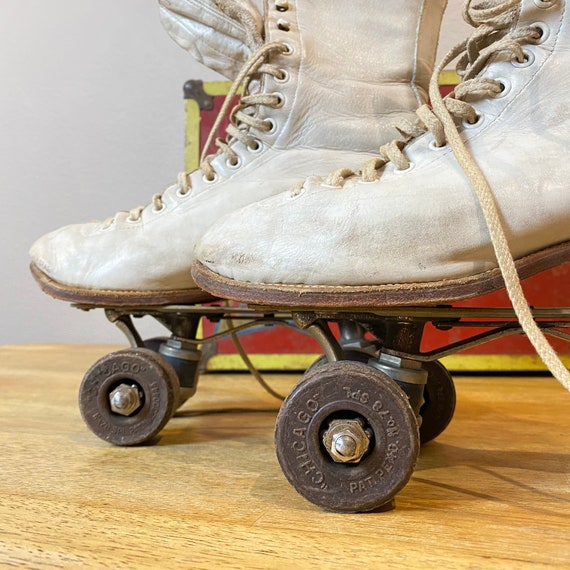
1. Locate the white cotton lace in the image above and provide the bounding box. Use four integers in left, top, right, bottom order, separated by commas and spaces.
326, 0, 570, 392
103, 40, 288, 227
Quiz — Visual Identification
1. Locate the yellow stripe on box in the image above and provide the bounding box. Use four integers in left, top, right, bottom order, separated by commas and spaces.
204, 353, 570, 373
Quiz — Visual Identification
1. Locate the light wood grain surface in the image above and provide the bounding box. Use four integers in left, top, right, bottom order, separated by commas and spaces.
0, 344, 569, 569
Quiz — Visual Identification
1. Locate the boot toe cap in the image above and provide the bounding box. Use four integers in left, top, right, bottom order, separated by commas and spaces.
30, 224, 93, 287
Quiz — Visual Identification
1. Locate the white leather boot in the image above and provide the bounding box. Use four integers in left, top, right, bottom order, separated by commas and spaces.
30, 0, 446, 305
194, 0, 570, 389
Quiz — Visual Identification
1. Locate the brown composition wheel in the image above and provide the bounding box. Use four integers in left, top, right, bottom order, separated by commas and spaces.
274, 361, 419, 513
79, 348, 180, 446
419, 360, 456, 445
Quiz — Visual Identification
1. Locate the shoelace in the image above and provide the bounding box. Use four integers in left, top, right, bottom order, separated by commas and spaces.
327, 0, 570, 392
103, 40, 288, 227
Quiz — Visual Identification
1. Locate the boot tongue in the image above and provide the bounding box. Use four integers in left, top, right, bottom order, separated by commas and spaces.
213, 0, 265, 93
221, 0, 272, 95
159, 0, 263, 80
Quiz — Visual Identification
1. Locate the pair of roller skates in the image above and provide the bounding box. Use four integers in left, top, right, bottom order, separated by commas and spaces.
29, 0, 570, 512
34, 261, 570, 513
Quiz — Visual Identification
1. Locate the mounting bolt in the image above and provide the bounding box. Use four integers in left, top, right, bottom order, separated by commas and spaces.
109, 384, 142, 416
322, 419, 371, 463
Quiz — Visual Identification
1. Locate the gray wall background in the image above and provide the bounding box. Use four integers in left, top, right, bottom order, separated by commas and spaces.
1, 1, 469, 346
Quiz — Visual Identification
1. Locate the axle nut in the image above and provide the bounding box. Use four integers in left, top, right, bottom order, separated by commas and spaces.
109, 383, 142, 416
322, 419, 371, 463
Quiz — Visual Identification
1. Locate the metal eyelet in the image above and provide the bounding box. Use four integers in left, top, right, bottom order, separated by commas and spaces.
462, 113, 484, 129
202, 172, 219, 184
393, 162, 415, 174
226, 155, 242, 169
428, 139, 447, 151
277, 19, 291, 32
511, 49, 535, 68
247, 140, 263, 153
275, 0, 289, 11
264, 118, 278, 135
281, 43, 294, 55
492, 78, 511, 98
272, 92, 285, 108
176, 187, 190, 198
274, 69, 289, 84
529, 22, 550, 44
358, 176, 381, 185
533, 0, 556, 8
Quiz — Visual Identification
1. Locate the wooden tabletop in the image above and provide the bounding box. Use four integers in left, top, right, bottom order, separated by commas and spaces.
1, 344, 569, 568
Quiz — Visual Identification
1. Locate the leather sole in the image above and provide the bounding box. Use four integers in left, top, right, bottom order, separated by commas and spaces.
191, 241, 570, 308
30, 263, 216, 307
